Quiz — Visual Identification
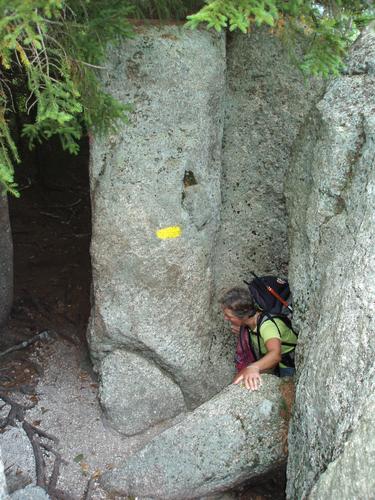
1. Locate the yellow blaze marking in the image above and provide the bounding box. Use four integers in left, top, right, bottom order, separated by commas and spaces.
156, 226, 182, 240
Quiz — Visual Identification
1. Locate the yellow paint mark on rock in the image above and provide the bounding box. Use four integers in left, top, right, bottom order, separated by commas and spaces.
156, 226, 182, 240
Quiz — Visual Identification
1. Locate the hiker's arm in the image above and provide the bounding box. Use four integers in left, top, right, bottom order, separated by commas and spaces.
233, 338, 282, 391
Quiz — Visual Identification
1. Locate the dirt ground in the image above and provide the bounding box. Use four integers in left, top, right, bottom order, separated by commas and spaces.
0, 139, 286, 500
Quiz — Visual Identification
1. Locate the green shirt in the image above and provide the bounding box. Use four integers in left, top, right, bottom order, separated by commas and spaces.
250, 317, 297, 368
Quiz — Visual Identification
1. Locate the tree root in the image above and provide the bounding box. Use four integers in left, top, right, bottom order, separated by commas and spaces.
0, 393, 36, 427
0, 330, 50, 358
83, 474, 97, 500
22, 420, 47, 488
0, 390, 70, 498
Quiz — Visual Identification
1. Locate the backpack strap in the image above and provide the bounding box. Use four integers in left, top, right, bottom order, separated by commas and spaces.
261, 313, 299, 338
253, 312, 297, 363
242, 325, 258, 361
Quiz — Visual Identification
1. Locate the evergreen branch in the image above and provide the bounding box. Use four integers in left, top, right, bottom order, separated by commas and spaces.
0, 0, 135, 195
187, 0, 375, 75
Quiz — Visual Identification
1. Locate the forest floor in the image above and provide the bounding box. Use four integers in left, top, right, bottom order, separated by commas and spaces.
0, 139, 286, 499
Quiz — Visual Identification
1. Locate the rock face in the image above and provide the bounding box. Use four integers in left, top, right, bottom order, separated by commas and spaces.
102, 376, 289, 499
2, 425, 36, 494
99, 350, 186, 434
308, 391, 375, 500
0, 449, 8, 499
88, 25, 232, 434
214, 30, 323, 292
88, 25, 322, 435
209, 29, 323, 364
0, 195, 13, 326
286, 26, 375, 499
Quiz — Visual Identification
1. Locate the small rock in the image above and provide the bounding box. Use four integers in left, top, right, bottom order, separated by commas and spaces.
11, 485, 50, 500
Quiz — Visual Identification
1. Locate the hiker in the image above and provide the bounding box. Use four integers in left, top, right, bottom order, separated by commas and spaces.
220, 284, 297, 391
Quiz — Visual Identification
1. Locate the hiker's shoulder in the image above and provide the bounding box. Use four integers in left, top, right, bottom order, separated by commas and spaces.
259, 316, 289, 335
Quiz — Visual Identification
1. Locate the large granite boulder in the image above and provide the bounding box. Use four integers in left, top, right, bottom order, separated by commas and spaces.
285, 26, 375, 499
102, 376, 291, 499
99, 349, 186, 434
88, 25, 233, 434
0, 195, 13, 326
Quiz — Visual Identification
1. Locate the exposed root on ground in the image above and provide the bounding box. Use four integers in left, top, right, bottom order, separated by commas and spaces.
0, 390, 73, 499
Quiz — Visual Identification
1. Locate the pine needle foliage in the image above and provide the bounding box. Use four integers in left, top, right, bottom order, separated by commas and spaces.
0, 0, 135, 195
186, 0, 375, 77
130, 0, 204, 20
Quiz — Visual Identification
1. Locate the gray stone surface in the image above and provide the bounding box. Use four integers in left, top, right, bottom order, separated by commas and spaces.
88, 25, 233, 433
0, 195, 13, 327
285, 26, 375, 499
213, 30, 323, 292
0, 448, 9, 499
10, 486, 50, 500
88, 25, 323, 435
308, 390, 375, 500
1, 425, 36, 494
210, 29, 323, 365
102, 376, 289, 499
100, 349, 186, 435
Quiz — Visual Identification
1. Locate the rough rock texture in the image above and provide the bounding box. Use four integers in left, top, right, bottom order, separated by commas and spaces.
0, 449, 8, 499
10, 486, 50, 500
308, 391, 375, 500
100, 350, 186, 434
210, 30, 323, 361
88, 25, 322, 435
2, 425, 36, 494
286, 26, 375, 499
213, 30, 323, 292
0, 195, 13, 327
88, 25, 233, 434
102, 376, 289, 499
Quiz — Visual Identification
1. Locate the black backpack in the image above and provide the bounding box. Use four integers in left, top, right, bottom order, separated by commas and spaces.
245, 272, 292, 314
244, 272, 297, 366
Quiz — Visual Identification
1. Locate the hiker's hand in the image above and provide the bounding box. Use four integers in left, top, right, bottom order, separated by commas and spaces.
233, 365, 262, 391
230, 324, 240, 335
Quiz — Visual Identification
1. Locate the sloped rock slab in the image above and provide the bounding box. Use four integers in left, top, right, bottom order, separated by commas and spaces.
102, 376, 288, 499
